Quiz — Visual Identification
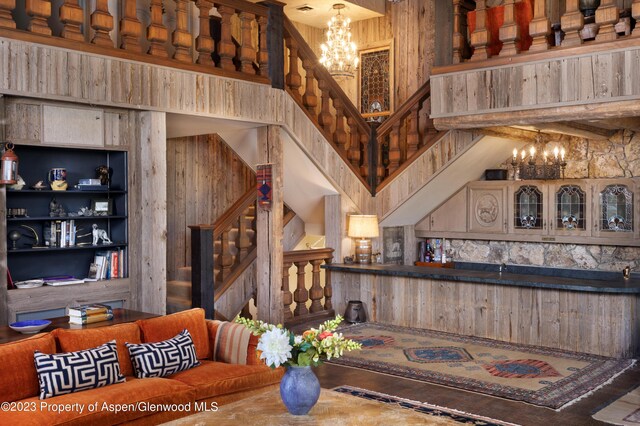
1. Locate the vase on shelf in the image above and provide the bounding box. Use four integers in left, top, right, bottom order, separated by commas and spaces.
279, 365, 321, 415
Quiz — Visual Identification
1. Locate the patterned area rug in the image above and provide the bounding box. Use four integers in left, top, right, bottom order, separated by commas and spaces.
333, 385, 520, 426
592, 386, 640, 425
330, 323, 635, 410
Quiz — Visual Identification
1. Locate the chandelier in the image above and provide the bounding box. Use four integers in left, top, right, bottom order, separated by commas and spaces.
319, 4, 358, 79
510, 137, 568, 180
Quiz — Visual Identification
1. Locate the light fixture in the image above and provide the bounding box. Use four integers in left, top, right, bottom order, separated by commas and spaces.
319, 4, 359, 79
0, 142, 18, 185
347, 214, 379, 264
510, 134, 567, 180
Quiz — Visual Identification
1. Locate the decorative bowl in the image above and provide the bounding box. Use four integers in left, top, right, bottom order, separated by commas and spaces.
14, 279, 45, 289
9, 319, 51, 334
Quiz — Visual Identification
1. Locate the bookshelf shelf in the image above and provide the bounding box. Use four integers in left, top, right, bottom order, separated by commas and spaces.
7, 242, 127, 254
7, 215, 127, 222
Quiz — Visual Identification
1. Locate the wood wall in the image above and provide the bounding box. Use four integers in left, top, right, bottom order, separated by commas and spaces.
166, 134, 255, 281
332, 270, 640, 358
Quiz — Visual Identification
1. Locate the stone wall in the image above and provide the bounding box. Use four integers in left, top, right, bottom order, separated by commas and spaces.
449, 130, 640, 272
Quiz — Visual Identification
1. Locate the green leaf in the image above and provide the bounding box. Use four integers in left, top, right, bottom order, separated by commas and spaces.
297, 352, 312, 366
299, 342, 312, 352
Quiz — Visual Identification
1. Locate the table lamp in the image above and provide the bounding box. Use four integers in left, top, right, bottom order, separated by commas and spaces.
348, 215, 379, 264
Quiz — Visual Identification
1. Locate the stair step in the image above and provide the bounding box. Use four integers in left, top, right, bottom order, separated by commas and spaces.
176, 267, 191, 282
166, 295, 192, 314
167, 280, 191, 299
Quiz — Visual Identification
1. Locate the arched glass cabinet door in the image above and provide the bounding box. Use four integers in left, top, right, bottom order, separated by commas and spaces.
514, 185, 543, 230
556, 185, 585, 231
600, 184, 633, 232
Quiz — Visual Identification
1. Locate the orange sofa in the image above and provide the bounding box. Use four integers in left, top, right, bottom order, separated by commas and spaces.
0, 308, 283, 425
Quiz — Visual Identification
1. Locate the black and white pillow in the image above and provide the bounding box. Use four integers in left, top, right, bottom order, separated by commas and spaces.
126, 329, 200, 378
34, 340, 125, 399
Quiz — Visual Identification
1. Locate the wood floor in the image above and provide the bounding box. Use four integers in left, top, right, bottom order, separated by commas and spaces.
313, 343, 640, 426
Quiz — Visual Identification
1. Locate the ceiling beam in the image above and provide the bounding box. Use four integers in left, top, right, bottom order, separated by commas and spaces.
513, 122, 615, 140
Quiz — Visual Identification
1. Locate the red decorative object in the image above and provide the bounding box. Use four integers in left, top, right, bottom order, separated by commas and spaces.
256, 163, 272, 210
468, 0, 534, 57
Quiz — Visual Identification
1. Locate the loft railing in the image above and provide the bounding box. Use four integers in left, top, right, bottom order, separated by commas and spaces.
450, 0, 640, 65
0, 0, 271, 83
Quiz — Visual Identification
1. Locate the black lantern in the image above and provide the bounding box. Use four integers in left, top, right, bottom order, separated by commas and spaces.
0, 142, 19, 185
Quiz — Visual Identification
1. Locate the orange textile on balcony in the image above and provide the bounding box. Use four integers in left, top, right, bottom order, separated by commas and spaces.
468, 0, 534, 57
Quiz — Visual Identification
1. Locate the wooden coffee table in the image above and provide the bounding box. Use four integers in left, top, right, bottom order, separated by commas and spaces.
163, 387, 462, 425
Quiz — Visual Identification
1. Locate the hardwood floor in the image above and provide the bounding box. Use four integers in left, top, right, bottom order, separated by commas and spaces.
314, 347, 640, 426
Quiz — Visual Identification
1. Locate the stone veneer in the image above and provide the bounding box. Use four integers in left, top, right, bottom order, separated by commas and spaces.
447, 130, 640, 272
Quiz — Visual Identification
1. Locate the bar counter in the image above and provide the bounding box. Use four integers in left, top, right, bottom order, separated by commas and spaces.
324, 263, 640, 358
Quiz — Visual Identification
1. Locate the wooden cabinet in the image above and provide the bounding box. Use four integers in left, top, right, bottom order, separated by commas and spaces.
468, 182, 507, 234
508, 181, 547, 236
592, 179, 639, 242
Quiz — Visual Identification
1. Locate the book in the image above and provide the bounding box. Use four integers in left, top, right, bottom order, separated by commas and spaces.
68, 303, 113, 318
43, 275, 85, 286
110, 251, 119, 279
68, 312, 114, 325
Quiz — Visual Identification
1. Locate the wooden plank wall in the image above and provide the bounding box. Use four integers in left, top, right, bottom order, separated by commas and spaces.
431, 46, 640, 126
166, 134, 255, 281
332, 271, 640, 358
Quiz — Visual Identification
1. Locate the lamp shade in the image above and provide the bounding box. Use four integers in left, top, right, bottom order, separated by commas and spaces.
348, 215, 379, 238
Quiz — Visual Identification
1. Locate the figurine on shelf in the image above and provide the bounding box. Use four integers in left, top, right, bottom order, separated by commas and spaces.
91, 224, 112, 245
49, 198, 66, 217
96, 165, 112, 186
8, 175, 25, 190
31, 180, 47, 190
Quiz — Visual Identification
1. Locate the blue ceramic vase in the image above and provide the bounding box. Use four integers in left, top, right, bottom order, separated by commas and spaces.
279, 365, 321, 415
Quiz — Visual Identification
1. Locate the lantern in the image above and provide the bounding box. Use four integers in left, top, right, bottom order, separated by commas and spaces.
0, 142, 19, 185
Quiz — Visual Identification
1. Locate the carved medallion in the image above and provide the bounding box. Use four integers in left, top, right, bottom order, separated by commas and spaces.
475, 194, 499, 226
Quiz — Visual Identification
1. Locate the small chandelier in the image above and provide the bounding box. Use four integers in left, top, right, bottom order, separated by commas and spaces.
511, 134, 568, 180
320, 4, 358, 79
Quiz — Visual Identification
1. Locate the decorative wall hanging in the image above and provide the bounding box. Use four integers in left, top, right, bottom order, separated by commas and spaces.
256, 163, 273, 211
358, 41, 393, 122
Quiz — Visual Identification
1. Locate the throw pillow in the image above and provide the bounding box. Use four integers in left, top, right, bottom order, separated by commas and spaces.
126, 329, 200, 378
34, 340, 125, 399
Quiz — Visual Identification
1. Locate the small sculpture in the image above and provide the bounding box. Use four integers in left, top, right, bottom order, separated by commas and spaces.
31, 180, 47, 190
92, 224, 112, 245
95, 165, 112, 186
49, 198, 66, 217
8, 175, 25, 190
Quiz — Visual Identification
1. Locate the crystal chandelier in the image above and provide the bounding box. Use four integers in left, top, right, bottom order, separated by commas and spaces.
319, 4, 358, 79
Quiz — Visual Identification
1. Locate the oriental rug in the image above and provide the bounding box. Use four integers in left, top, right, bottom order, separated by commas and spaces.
330, 322, 635, 410
333, 385, 519, 426
592, 386, 640, 425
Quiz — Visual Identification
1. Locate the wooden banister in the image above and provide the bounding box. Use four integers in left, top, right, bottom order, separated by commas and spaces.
213, 188, 255, 239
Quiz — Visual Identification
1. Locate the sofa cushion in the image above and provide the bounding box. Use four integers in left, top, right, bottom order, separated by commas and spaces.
137, 308, 209, 360
34, 340, 125, 399
127, 329, 200, 378
0, 333, 56, 402
0, 377, 196, 426
207, 320, 262, 365
168, 360, 284, 401
53, 322, 142, 377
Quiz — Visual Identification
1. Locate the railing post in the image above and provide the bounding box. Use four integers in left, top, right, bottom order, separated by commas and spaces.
368, 122, 379, 194
308, 259, 324, 313
91, 0, 114, 47
237, 208, 251, 261
119, 0, 143, 51
259, 0, 285, 89
26, 0, 52, 35
239, 12, 257, 74
499, 0, 520, 56
147, 0, 168, 57
301, 58, 318, 115
293, 261, 309, 317
0, 0, 15, 29
595, 0, 620, 42
633, 0, 640, 37
528, 0, 551, 51
360, 130, 370, 187
323, 254, 333, 311
561, 0, 585, 47
285, 36, 302, 100
172, 0, 193, 62
452, 0, 473, 63
469, 0, 490, 61
347, 118, 361, 168
282, 260, 293, 321
218, 5, 237, 71
388, 121, 401, 173
60, 0, 84, 41
406, 106, 420, 158
333, 97, 347, 152
258, 14, 269, 77
189, 225, 215, 320
318, 78, 333, 133
195, 0, 215, 66
219, 228, 233, 281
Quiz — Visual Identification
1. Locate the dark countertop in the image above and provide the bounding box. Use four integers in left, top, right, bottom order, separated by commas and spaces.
323, 263, 640, 294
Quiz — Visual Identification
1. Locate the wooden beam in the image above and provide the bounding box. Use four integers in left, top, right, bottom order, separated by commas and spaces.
478, 126, 541, 143
189, 225, 215, 319
534, 122, 616, 140
580, 117, 640, 132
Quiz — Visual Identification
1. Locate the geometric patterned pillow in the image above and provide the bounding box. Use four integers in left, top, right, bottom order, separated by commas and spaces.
126, 329, 200, 378
34, 340, 125, 399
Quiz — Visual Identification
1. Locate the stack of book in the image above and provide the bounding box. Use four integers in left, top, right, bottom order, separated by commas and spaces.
68, 304, 114, 325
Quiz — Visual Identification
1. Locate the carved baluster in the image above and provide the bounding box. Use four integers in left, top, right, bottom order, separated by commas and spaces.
376, 136, 385, 184
561, 0, 585, 46
529, 0, 550, 51
285, 36, 302, 100
258, 15, 269, 76
333, 98, 347, 152
239, 12, 256, 74
119, 0, 142, 51
596, 0, 619, 42
172, 0, 192, 62
318, 79, 333, 133
219, 229, 233, 281
218, 5, 236, 71
388, 122, 401, 173
499, 0, 520, 56
302, 58, 317, 114
0, 0, 15, 29
406, 106, 420, 158
60, 0, 84, 41
347, 118, 360, 168
237, 209, 250, 261
293, 261, 309, 317
309, 259, 324, 313
282, 260, 293, 321
91, 0, 114, 47
195, 0, 214, 66
26, 0, 52, 35
633, 0, 640, 37
323, 255, 332, 311
360, 131, 369, 181
469, 0, 490, 60
147, 0, 168, 57
452, 0, 464, 63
